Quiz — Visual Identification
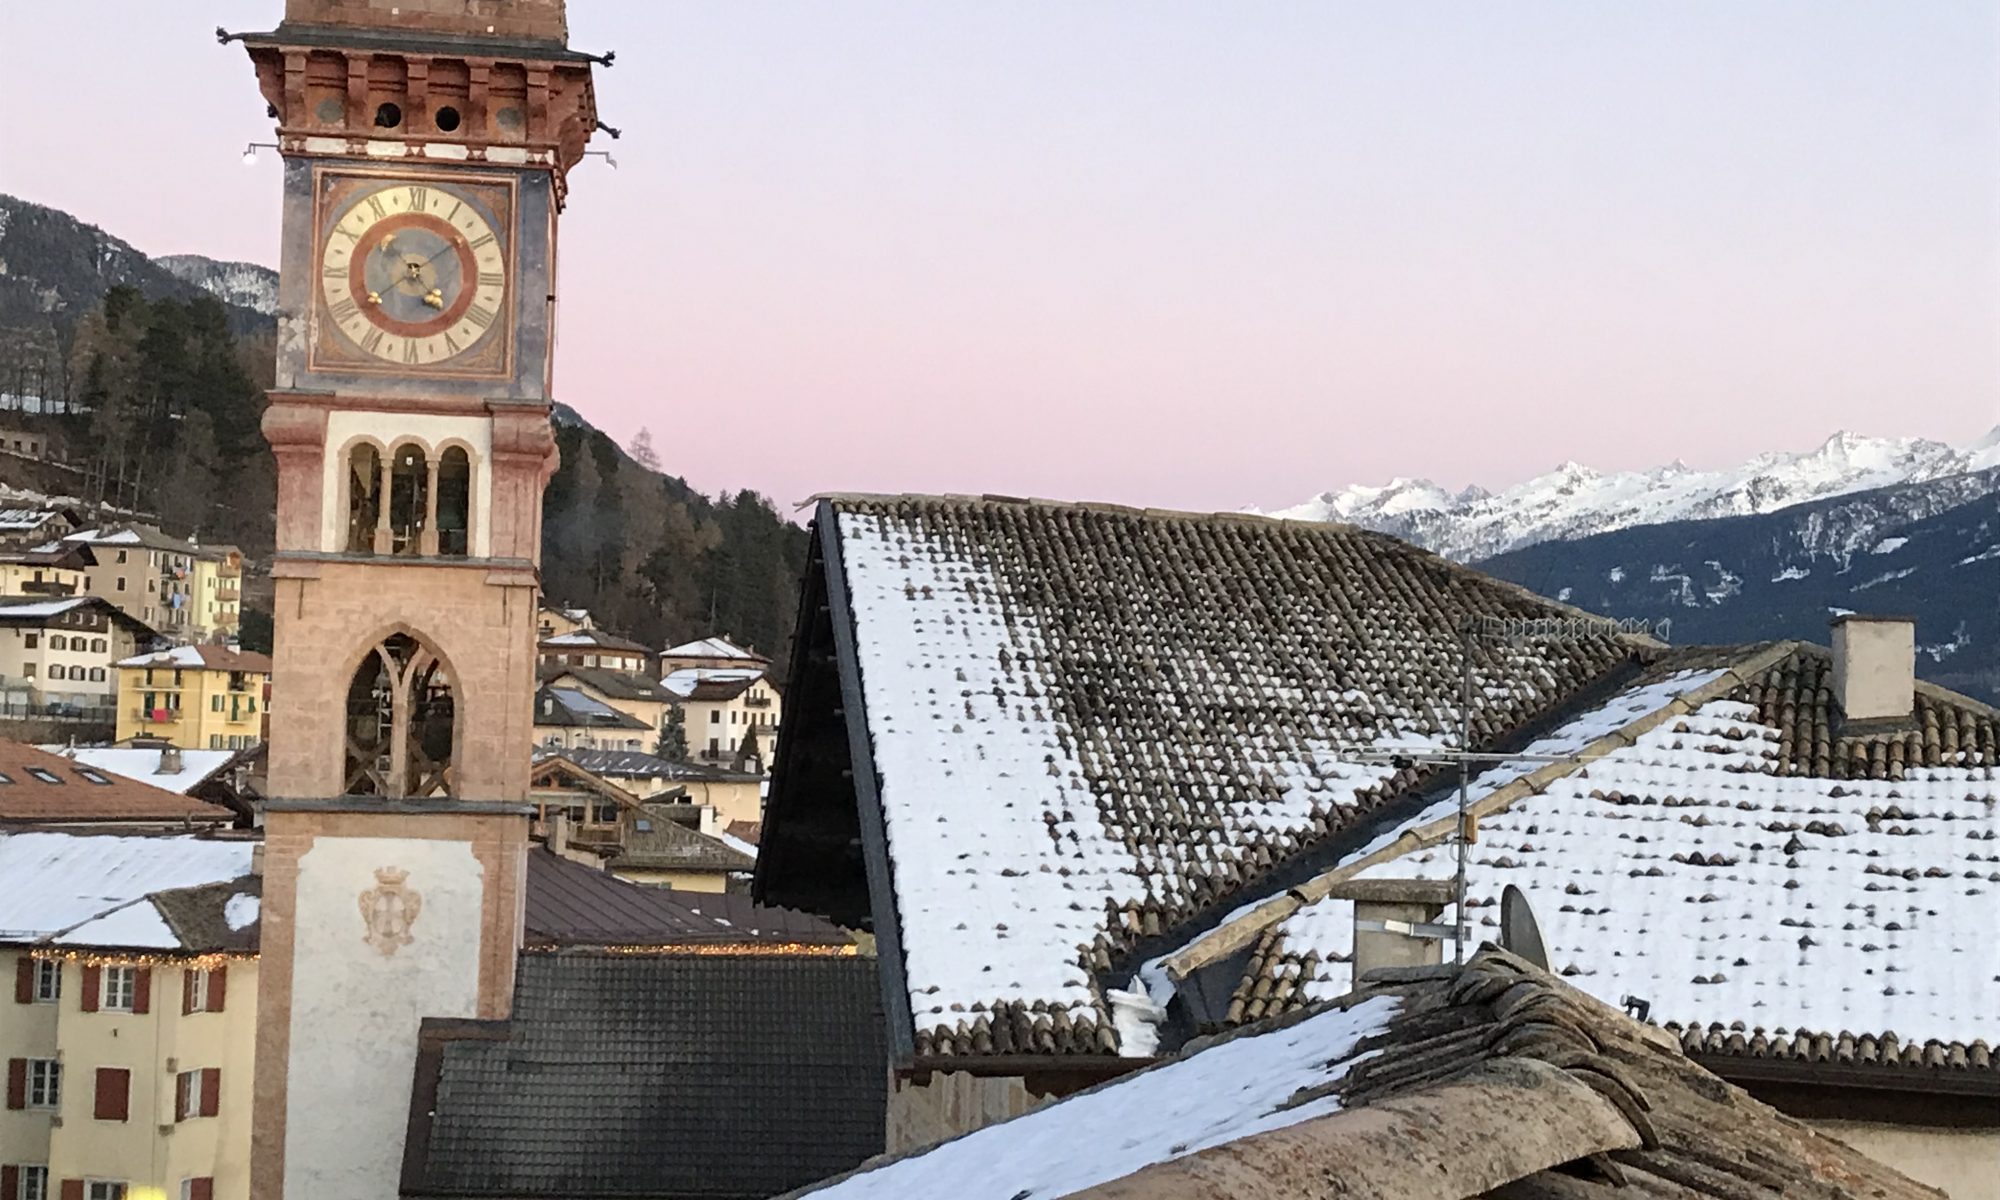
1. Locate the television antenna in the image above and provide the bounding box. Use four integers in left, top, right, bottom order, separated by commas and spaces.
1338, 614, 1670, 964
1500, 884, 1549, 969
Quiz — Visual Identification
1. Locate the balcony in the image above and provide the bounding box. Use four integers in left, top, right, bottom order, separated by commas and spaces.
131, 708, 183, 725
18, 580, 76, 597
743, 695, 772, 709
215, 586, 240, 602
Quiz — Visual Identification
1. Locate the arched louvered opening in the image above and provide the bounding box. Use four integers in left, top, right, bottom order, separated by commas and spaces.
347, 443, 383, 553
388, 443, 429, 556
342, 632, 457, 798
436, 446, 472, 557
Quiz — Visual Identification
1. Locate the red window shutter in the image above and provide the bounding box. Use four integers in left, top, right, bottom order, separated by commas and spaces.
94, 1066, 130, 1121
183, 969, 195, 1015
0, 1165, 16, 1200
6, 1057, 24, 1109
14, 956, 32, 1003
190, 1179, 214, 1200
62, 1181, 83, 1200
201, 1066, 220, 1117
210, 965, 227, 1013
132, 966, 151, 1014
80, 965, 100, 1012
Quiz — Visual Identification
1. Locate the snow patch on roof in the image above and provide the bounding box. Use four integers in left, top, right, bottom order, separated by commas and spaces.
37, 746, 237, 795
805, 993, 1400, 1199
224, 893, 260, 931
662, 636, 764, 661
55, 897, 179, 949
0, 832, 253, 942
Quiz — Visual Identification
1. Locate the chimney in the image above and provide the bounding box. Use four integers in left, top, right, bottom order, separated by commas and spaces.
251, 843, 265, 877
158, 745, 184, 775
1327, 878, 1458, 986
1831, 615, 1916, 723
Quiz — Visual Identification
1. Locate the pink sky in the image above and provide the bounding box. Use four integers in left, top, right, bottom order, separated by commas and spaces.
2, 2, 1996, 513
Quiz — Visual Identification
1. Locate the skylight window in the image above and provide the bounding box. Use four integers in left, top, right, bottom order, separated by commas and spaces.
26, 768, 63, 784
76, 769, 113, 786
0, 771, 14, 784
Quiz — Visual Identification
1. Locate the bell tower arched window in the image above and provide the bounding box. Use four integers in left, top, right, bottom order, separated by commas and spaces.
343, 633, 456, 798
347, 444, 382, 553
436, 446, 471, 556
388, 444, 429, 556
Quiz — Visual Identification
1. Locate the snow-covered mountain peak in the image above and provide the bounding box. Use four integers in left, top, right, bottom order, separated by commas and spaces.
1265, 427, 2000, 563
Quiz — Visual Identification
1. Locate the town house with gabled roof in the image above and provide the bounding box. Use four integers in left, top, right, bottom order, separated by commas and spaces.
754, 495, 1997, 1196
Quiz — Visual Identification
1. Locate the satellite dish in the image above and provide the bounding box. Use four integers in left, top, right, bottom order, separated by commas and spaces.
1500, 884, 1550, 970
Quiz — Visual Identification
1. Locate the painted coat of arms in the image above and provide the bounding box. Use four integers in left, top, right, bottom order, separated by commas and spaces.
359, 866, 423, 956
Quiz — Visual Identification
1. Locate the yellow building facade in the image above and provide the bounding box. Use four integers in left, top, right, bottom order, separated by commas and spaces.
189, 550, 244, 643
3, 948, 257, 1200
114, 647, 273, 751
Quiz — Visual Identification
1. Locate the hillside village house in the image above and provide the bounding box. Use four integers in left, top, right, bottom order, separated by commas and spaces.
659, 636, 769, 676
0, 511, 75, 551
0, 543, 94, 600
663, 669, 780, 768
0, 427, 51, 461
534, 685, 653, 753
527, 756, 755, 892
755, 496, 1998, 1198
63, 525, 202, 641
537, 628, 651, 674
114, 646, 273, 751
191, 547, 244, 641
536, 603, 593, 640
543, 748, 765, 831
0, 597, 154, 714
539, 665, 677, 742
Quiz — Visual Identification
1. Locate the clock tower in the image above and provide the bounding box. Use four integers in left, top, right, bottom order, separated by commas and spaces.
235, 3, 597, 1196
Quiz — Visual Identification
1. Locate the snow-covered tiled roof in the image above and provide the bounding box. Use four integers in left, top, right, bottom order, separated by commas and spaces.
0, 832, 255, 943
55, 896, 182, 949
114, 644, 271, 672
1225, 646, 2000, 1053
37, 746, 239, 795
660, 667, 764, 700
662, 636, 766, 662
802, 994, 1402, 1200
0, 596, 92, 621
767, 495, 1640, 1057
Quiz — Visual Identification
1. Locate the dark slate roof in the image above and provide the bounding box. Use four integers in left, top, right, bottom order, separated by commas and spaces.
533, 686, 651, 731
150, 876, 260, 954
785, 948, 1939, 1200
524, 848, 838, 946
759, 495, 1644, 1060
1209, 641, 2000, 1083
402, 952, 886, 1200
538, 747, 760, 784
612, 810, 757, 873
537, 665, 674, 703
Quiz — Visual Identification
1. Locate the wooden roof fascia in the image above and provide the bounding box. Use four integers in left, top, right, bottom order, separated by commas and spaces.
1160, 642, 1805, 981
817, 500, 919, 1067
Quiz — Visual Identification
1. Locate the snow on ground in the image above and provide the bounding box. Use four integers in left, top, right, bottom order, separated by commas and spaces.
805, 994, 1401, 1200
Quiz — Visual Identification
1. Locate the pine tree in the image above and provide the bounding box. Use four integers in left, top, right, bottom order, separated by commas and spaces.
658, 705, 689, 762
627, 426, 662, 472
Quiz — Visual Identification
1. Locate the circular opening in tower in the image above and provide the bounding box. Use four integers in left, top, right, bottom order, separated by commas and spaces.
434, 106, 462, 133
374, 102, 403, 129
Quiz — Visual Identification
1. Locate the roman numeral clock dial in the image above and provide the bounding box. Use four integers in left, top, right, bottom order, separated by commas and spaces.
317, 180, 509, 371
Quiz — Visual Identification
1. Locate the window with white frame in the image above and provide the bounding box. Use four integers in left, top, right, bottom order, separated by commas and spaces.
87, 1182, 126, 1200
26, 1058, 60, 1108
187, 969, 210, 1013
101, 965, 136, 1011
176, 1070, 199, 1120
32, 958, 59, 1003
16, 1165, 48, 1200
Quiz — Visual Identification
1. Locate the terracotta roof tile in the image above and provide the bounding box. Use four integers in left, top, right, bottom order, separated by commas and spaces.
0, 740, 235, 825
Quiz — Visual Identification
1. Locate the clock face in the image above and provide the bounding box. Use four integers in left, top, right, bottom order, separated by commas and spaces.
319, 182, 508, 368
